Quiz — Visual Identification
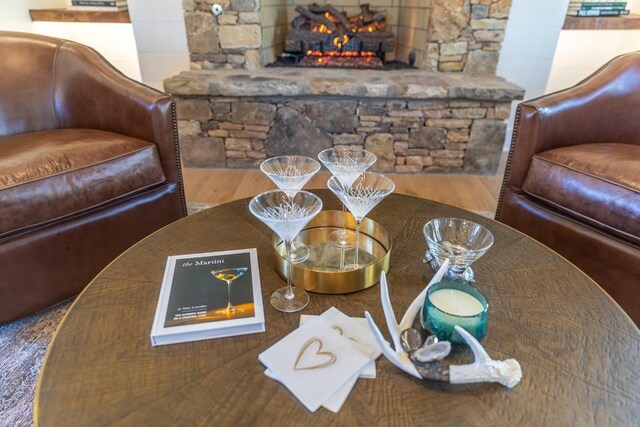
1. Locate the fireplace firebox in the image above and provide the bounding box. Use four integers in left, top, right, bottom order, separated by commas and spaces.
282, 4, 395, 69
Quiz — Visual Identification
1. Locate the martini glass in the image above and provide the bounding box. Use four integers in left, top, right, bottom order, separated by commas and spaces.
249, 190, 323, 312
211, 267, 248, 313
260, 156, 321, 263
318, 147, 377, 248
327, 172, 394, 270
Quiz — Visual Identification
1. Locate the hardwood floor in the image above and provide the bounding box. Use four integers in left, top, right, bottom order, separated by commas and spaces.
183, 158, 507, 214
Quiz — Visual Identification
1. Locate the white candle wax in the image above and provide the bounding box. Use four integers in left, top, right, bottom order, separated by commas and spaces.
428, 288, 484, 316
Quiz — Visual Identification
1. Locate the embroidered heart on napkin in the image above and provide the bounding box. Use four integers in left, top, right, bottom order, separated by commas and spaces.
294, 338, 337, 371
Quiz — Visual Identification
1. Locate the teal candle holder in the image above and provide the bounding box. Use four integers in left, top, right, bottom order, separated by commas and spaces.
423, 281, 489, 344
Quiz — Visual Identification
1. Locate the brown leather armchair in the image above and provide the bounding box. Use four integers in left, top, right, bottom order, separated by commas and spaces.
0, 31, 187, 324
496, 52, 640, 325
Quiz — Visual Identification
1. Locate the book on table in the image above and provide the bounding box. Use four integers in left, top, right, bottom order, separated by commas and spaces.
150, 248, 265, 346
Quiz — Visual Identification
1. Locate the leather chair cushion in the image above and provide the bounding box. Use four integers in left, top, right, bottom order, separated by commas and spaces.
0, 129, 166, 237
523, 143, 640, 245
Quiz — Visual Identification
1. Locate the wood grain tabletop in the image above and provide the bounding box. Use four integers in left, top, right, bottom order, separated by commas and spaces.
35, 191, 640, 426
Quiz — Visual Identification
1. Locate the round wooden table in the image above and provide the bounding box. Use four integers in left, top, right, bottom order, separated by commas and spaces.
36, 191, 640, 426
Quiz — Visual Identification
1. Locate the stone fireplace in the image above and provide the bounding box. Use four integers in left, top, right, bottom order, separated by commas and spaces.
169, 0, 523, 174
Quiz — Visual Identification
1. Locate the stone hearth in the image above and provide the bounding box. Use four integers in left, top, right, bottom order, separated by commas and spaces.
166, 68, 523, 174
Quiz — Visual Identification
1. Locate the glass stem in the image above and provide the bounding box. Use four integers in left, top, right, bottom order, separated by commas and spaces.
340, 203, 348, 239
226, 280, 233, 312
354, 218, 361, 267
285, 240, 295, 300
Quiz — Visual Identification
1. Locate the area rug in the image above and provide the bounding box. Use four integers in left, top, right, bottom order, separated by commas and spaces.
0, 300, 73, 427
0, 204, 494, 426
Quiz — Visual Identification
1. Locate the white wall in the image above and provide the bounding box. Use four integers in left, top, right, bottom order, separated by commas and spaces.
0, 0, 141, 81
128, 0, 189, 90
497, 0, 570, 148
546, 1, 640, 92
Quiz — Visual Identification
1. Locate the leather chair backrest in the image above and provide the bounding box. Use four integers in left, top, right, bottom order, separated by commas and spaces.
0, 32, 62, 137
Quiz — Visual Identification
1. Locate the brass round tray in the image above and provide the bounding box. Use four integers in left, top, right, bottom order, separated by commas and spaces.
272, 210, 392, 294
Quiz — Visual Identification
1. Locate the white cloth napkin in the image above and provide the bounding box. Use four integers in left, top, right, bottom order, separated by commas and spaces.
259, 316, 371, 412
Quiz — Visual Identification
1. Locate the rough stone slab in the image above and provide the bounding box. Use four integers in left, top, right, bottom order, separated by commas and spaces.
452, 108, 486, 119
265, 106, 332, 158
473, 30, 505, 43
305, 101, 358, 134
208, 129, 229, 137
229, 130, 267, 139
178, 120, 201, 136
165, 69, 524, 101
424, 109, 453, 119
334, 134, 364, 145
225, 150, 247, 158
388, 110, 424, 118
184, 12, 219, 55
431, 149, 465, 159
231, 102, 276, 125
463, 119, 507, 174
429, 0, 470, 41
434, 158, 464, 167
410, 127, 446, 149
181, 136, 226, 168
219, 24, 261, 49
365, 134, 395, 172
219, 122, 244, 130
231, 0, 257, 12
441, 42, 468, 56
426, 119, 472, 128
176, 98, 212, 121
244, 124, 270, 132
465, 50, 500, 74
247, 150, 267, 159
471, 18, 507, 30
225, 138, 253, 151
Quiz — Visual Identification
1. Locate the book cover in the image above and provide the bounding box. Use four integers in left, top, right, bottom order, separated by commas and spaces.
150, 248, 265, 346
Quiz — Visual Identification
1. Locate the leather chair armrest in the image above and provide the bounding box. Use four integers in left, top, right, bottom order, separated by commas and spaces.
51, 40, 182, 184
504, 51, 640, 192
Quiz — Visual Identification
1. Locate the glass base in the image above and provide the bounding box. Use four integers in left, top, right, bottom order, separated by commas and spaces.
290, 241, 310, 264
426, 255, 475, 282
327, 229, 356, 249
271, 286, 309, 312
341, 263, 363, 271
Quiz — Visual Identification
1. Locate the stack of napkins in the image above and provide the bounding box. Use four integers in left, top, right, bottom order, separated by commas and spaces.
259, 307, 382, 412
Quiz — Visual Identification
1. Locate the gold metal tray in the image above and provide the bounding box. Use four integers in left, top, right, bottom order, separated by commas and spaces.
272, 210, 392, 294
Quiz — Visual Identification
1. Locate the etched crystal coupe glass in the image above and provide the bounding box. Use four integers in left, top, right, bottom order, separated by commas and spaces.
249, 190, 323, 312
318, 147, 377, 248
260, 156, 321, 263
210, 267, 248, 313
327, 172, 394, 270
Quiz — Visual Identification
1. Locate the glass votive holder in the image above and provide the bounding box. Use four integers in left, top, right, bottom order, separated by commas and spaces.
422, 281, 489, 345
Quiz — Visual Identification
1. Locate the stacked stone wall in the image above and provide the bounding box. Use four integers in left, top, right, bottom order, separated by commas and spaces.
426, 0, 512, 73
176, 96, 510, 174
